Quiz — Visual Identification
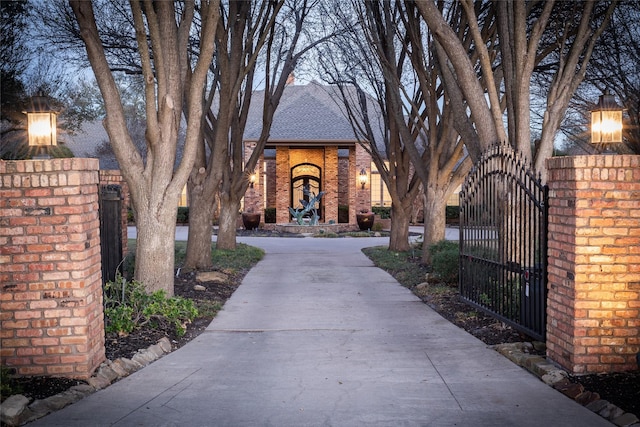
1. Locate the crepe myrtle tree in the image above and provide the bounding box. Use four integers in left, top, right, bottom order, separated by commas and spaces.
184, 0, 332, 265
71, 0, 220, 295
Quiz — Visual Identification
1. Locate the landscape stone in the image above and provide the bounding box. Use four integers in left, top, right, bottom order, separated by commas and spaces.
97, 365, 119, 383
87, 375, 111, 390
541, 370, 567, 385
158, 337, 172, 353
1, 394, 29, 426
575, 390, 600, 406
148, 343, 165, 358
601, 404, 625, 421
612, 412, 640, 427
585, 399, 610, 413
27, 399, 53, 419
194, 284, 207, 291
42, 394, 74, 411
196, 271, 228, 283
107, 360, 129, 377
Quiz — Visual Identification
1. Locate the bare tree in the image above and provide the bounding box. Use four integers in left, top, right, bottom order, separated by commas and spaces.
319, 1, 421, 252
70, 0, 220, 295
185, 0, 329, 262
319, 1, 469, 257
414, 0, 617, 181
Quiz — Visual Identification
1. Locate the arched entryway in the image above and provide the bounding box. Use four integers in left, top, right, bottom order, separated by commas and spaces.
291, 163, 322, 218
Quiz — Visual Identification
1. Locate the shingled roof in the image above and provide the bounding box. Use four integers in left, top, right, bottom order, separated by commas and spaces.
243, 81, 372, 143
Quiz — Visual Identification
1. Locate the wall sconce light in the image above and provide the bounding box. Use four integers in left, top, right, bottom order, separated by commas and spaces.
249, 172, 257, 189
359, 168, 368, 190
591, 89, 623, 145
25, 92, 57, 159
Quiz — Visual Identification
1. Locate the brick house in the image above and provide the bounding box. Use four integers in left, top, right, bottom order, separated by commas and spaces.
241, 81, 376, 225
66, 81, 383, 226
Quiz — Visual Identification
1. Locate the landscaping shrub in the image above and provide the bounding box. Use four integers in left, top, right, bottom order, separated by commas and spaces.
446, 206, 460, 224
372, 206, 391, 219
103, 275, 198, 337
177, 207, 189, 224
338, 205, 349, 223
429, 240, 459, 284
264, 207, 276, 223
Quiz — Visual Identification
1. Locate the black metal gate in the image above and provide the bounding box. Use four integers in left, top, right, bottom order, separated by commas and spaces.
459, 142, 548, 341
99, 185, 123, 284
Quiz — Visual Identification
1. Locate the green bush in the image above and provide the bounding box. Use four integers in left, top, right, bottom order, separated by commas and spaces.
177, 207, 189, 223
264, 207, 276, 223
103, 275, 198, 337
445, 206, 460, 220
372, 206, 391, 219
127, 207, 135, 224
430, 240, 459, 284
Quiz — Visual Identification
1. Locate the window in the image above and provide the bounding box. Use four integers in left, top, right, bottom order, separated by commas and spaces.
370, 162, 391, 207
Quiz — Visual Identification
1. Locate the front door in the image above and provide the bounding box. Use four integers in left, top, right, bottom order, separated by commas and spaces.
291, 163, 321, 217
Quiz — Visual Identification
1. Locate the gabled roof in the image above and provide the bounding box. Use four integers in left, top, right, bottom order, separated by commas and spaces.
243, 81, 365, 143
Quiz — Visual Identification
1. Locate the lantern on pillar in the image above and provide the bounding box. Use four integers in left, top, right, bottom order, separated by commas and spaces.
591, 90, 623, 145
25, 93, 57, 158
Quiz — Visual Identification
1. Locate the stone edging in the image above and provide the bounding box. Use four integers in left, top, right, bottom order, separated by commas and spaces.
0, 337, 173, 427
493, 342, 640, 427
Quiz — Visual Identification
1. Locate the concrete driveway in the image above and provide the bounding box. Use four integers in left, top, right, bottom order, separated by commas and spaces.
30, 234, 609, 426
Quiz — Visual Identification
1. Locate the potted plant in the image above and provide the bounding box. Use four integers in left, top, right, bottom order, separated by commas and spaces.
356, 209, 375, 231
241, 210, 261, 230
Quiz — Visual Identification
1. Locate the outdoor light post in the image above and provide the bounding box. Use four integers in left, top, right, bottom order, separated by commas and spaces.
25, 92, 57, 159
591, 89, 623, 148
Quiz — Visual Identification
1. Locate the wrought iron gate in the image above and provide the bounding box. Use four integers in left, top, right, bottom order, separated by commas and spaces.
459, 143, 548, 341
99, 185, 123, 284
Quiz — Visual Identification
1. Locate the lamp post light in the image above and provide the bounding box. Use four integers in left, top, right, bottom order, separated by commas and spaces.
359, 168, 368, 190
591, 89, 623, 147
25, 93, 57, 159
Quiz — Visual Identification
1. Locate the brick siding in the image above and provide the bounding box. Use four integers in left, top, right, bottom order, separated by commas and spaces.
0, 159, 105, 379
546, 155, 640, 374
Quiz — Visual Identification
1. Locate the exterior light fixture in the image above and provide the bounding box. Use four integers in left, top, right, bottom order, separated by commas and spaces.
249, 172, 257, 188
359, 168, 368, 190
25, 92, 57, 159
591, 90, 623, 145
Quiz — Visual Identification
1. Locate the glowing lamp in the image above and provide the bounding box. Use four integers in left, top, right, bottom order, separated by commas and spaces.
359, 168, 368, 190
591, 90, 623, 144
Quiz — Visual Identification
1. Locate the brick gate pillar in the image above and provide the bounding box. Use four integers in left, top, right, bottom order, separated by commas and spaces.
546, 155, 640, 374
0, 159, 105, 379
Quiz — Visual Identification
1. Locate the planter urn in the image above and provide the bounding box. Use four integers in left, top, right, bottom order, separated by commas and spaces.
242, 212, 261, 230
356, 212, 375, 231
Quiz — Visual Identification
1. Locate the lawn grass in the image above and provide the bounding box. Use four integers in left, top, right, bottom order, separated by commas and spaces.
361, 246, 428, 288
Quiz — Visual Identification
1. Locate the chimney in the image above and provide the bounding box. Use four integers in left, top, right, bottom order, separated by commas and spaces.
286, 73, 295, 86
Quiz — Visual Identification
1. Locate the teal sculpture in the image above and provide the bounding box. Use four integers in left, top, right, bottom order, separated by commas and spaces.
288, 185, 326, 225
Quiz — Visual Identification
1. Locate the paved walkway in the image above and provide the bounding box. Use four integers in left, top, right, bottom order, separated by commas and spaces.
31, 235, 609, 426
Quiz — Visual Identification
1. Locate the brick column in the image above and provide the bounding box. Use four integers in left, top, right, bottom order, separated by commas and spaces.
323, 147, 338, 222
546, 155, 640, 374
355, 143, 371, 213
243, 142, 263, 215
1, 159, 105, 379
275, 147, 291, 224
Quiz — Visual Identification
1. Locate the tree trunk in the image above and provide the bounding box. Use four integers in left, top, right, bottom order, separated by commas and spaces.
184, 184, 216, 270
388, 203, 411, 252
216, 196, 240, 250
134, 204, 178, 296
422, 187, 447, 264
